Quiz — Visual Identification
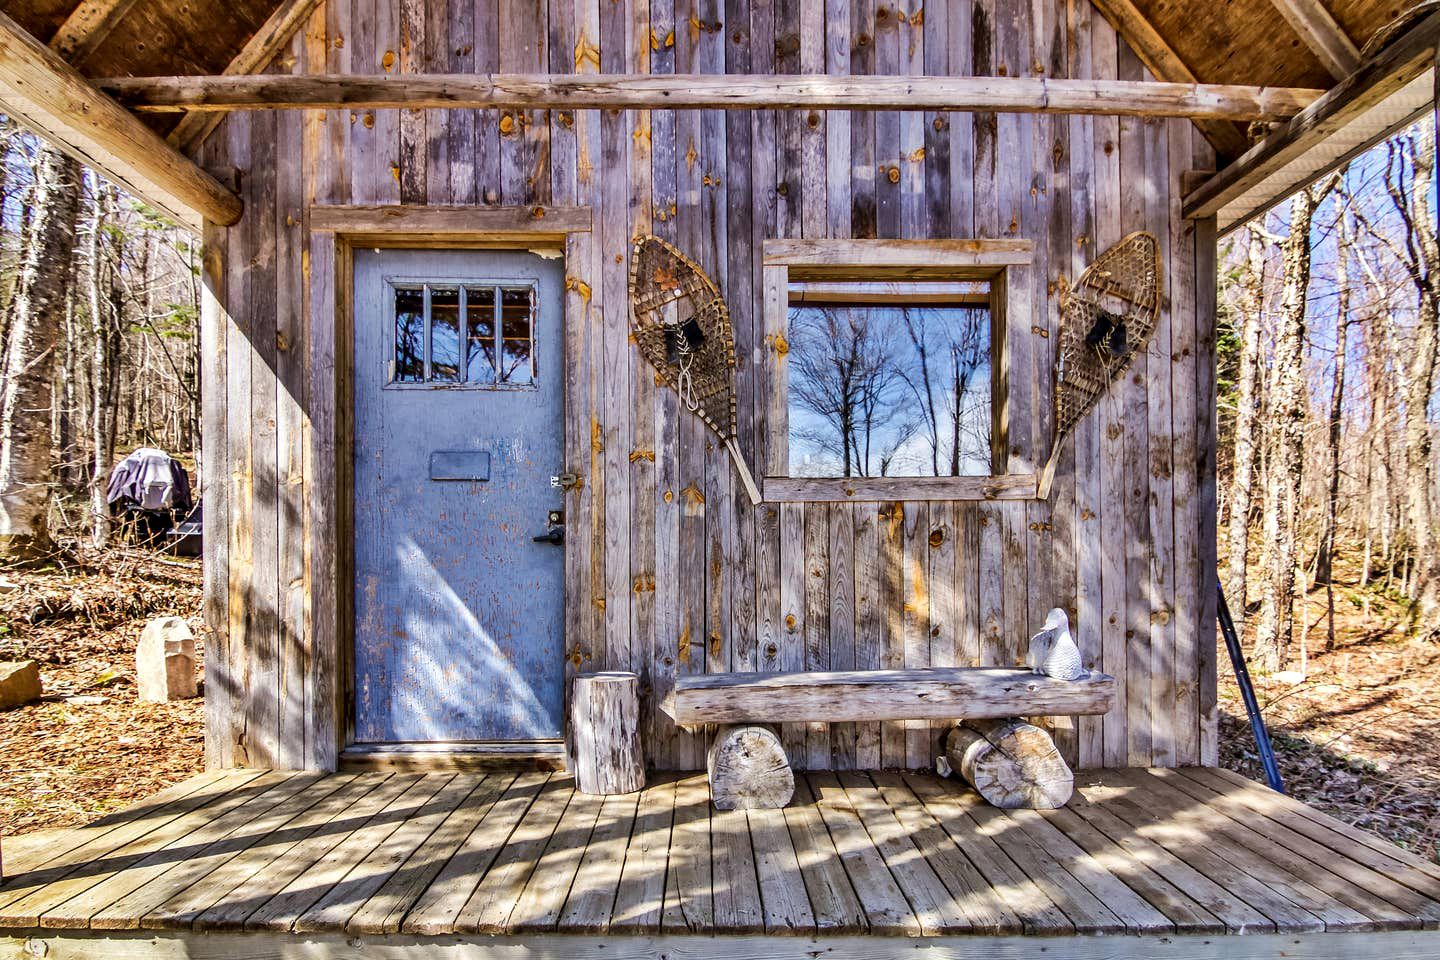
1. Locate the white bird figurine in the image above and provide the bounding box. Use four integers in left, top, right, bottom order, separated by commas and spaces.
1027, 608, 1087, 680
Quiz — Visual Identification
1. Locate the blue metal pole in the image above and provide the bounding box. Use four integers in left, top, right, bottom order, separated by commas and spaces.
1216, 581, 1285, 793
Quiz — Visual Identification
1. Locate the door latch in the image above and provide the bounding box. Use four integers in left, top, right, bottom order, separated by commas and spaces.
550, 471, 580, 491
532, 527, 565, 545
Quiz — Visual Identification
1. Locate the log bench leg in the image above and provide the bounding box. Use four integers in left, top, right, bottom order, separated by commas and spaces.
707, 724, 794, 810
945, 717, 1073, 809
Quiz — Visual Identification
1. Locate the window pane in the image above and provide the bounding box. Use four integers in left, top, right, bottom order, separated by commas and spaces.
786, 301, 991, 478
394, 287, 424, 383
429, 287, 461, 382
499, 286, 535, 384
465, 286, 497, 383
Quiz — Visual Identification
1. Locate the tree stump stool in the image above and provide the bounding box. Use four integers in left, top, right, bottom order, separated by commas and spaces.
945, 718, 1073, 809
570, 672, 645, 795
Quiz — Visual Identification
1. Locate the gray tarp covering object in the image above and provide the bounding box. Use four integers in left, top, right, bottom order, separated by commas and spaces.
105, 447, 193, 513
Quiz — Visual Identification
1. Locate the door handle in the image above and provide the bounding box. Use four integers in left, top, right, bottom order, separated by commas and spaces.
532, 528, 565, 545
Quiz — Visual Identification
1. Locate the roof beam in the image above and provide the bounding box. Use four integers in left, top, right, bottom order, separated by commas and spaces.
167, 0, 325, 154
97, 73, 1323, 121
0, 11, 242, 228
48, 0, 140, 63
1184, 11, 1440, 223
1268, 0, 1361, 80
1088, 0, 1250, 158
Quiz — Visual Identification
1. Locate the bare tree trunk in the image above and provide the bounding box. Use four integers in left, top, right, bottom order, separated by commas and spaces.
1322, 186, 1354, 651
1225, 228, 1267, 626
1255, 179, 1334, 671
0, 145, 81, 560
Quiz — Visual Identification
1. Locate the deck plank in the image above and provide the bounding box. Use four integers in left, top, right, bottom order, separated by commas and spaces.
346, 774, 515, 935
781, 776, 866, 933
561, 790, 642, 932
710, 805, 765, 934
507, 785, 605, 932
398, 772, 546, 936
1112, 768, 1392, 930
1003, 806, 1176, 933
1077, 771, 1329, 932
37, 774, 333, 929
1177, 767, 1440, 911
1203, 766, 1440, 884
1149, 768, 1436, 928
1061, 783, 1274, 933
605, 776, 673, 933
869, 772, 1023, 934
294, 774, 474, 933
805, 773, 918, 935
454, 774, 573, 934
903, 773, 1074, 935
660, 774, 713, 932
746, 800, 816, 934
242, 775, 441, 931
834, 771, 972, 934
0, 771, 245, 878
177, 774, 401, 931
1037, 802, 1225, 933
0, 772, 287, 926
0, 771, 272, 917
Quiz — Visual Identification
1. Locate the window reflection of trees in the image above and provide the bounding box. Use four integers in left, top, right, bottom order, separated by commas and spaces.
395, 288, 425, 382
787, 303, 991, 478
393, 282, 537, 386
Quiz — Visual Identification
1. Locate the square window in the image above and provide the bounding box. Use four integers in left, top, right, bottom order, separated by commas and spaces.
786, 283, 992, 479
388, 280, 539, 388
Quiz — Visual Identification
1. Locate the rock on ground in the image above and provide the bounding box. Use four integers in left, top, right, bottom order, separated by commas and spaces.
136, 616, 197, 702
0, 661, 42, 710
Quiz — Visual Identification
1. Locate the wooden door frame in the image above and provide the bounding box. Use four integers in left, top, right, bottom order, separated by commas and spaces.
307, 204, 593, 771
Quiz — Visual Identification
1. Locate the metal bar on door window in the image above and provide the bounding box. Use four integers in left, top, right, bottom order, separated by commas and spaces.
458, 284, 468, 384
422, 283, 433, 382
493, 285, 503, 384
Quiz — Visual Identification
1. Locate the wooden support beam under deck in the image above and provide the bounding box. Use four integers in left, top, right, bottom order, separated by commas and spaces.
96, 73, 1325, 122
1268, 0, 1362, 80
1184, 12, 1440, 224
0, 11, 241, 228
1087, 0, 1251, 157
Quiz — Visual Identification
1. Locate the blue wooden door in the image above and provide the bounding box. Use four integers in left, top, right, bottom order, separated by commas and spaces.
352, 248, 566, 744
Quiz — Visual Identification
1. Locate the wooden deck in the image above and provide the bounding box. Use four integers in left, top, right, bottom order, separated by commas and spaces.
3, 766, 1440, 957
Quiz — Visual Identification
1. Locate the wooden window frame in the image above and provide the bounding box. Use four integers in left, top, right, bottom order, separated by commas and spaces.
305, 203, 591, 769
761, 238, 1038, 503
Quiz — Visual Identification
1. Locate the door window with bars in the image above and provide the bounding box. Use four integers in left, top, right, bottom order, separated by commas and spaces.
390, 281, 537, 386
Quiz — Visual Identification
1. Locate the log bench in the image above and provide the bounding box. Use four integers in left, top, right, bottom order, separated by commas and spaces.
670, 667, 1116, 810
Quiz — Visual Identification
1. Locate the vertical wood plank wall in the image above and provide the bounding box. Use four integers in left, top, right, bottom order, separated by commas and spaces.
198, 0, 1219, 771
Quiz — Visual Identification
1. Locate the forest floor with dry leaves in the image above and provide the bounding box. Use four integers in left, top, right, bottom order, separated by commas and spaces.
0, 550, 204, 837
1219, 569, 1440, 864
1, 551, 1438, 869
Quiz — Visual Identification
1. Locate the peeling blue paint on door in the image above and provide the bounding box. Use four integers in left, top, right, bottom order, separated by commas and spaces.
353, 248, 565, 743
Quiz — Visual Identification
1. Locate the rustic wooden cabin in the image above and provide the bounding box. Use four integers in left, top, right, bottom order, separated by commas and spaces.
4, 0, 1440, 957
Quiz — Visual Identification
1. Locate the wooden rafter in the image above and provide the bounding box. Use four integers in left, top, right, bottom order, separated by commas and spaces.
167, 0, 326, 154
96, 73, 1324, 122
1184, 12, 1440, 223
48, 0, 139, 63
1269, 0, 1361, 80
0, 11, 241, 227
1087, 0, 1250, 158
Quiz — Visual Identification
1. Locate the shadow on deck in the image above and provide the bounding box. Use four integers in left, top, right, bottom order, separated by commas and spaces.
2, 766, 1440, 958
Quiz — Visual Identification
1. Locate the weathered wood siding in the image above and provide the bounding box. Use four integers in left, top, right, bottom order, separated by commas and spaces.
199, 0, 1218, 771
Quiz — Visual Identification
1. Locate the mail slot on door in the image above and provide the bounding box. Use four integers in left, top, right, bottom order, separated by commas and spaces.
429, 450, 491, 481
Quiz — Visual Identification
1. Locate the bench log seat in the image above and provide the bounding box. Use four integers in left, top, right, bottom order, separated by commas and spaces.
671, 666, 1117, 725
672, 667, 1117, 810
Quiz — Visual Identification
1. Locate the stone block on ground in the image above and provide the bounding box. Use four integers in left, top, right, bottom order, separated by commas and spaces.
0, 661, 42, 710
136, 616, 198, 702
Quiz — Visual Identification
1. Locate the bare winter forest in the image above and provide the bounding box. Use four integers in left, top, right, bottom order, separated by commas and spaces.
0, 113, 1439, 857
